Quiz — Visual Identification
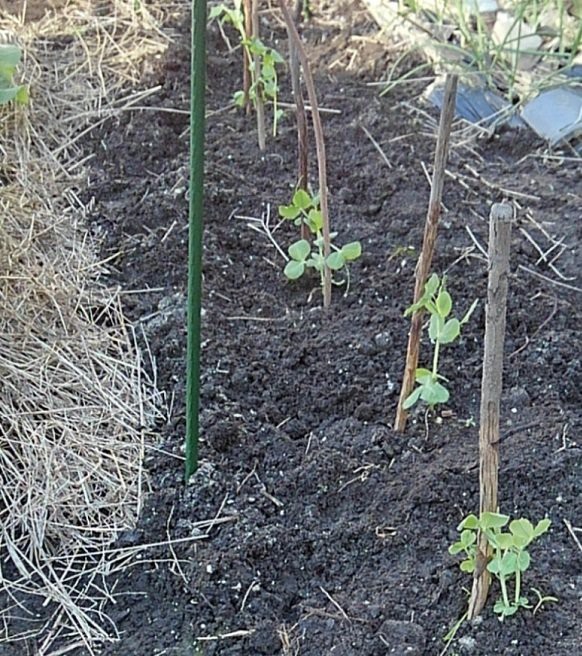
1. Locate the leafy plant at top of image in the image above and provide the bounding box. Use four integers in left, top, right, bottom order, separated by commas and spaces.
237, 37, 284, 135
403, 273, 477, 410
209, 2, 285, 136
0, 44, 28, 106
449, 512, 553, 620
279, 188, 362, 293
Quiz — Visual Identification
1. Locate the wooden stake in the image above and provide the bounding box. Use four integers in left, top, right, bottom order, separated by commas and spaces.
278, 0, 331, 307
394, 74, 458, 431
242, 0, 252, 113
468, 202, 514, 619
286, 1, 309, 240
251, 0, 266, 150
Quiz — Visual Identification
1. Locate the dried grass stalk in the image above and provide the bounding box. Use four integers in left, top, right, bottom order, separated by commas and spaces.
0, 1, 170, 653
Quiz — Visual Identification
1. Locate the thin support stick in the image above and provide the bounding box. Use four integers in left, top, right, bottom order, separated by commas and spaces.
394, 74, 458, 431
468, 202, 514, 619
185, 0, 207, 481
251, 0, 266, 150
243, 0, 252, 112
285, 0, 309, 240
278, 0, 331, 307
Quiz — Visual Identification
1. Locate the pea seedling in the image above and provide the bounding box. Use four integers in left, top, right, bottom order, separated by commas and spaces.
0, 44, 28, 105
279, 189, 361, 293
449, 512, 552, 619
403, 273, 477, 410
209, 3, 284, 136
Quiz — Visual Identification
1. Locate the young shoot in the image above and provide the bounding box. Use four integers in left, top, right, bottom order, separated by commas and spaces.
279, 189, 361, 294
209, 3, 284, 136
0, 44, 28, 105
403, 273, 477, 410
449, 512, 552, 620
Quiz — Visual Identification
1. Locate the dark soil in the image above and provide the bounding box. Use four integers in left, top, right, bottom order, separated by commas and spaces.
9, 2, 582, 655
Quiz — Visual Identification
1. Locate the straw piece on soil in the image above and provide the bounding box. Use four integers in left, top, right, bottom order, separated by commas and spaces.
0, 1, 171, 652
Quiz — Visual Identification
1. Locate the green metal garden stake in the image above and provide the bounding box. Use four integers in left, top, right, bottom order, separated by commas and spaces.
185, 0, 207, 482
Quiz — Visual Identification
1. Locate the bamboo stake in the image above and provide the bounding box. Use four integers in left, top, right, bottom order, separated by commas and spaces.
468, 202, 514, 618
394, 74, 458, 431
251, 0, 266, 150
278, 0, 332, 307
242, 0, 252, 112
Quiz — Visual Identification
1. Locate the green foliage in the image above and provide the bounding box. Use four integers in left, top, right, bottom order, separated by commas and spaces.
449, 512, 552, 619
403, 274, 477, 410
0, 44, 28, 106
279, 189, 362, 292
209, 2, 284, 135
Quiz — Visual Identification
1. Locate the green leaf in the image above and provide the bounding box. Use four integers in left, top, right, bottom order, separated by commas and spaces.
288, 239, 310, 262
270, 49, 284, 64
459, 514, 479, 531
436, 290, 452, 318
414, 368, 432, 384
495, 533, 514, 550
510, 519, 534, 547
420, 379, 449, 406
403, 386, 422, 410
449, 541, 464, 555
480, 512, 510, 530
428, 314, 444, 342
293, 188, 311, 210
208, 5, 225, 19
0, 87, 19, 105
516, 550, 531, 572
499, 552, 518, 576
0, 44, 22, 69
487, 558, 501, 575
460, 559, 475, 573
233, 90, 246, 107
425, 273, 439, 296
494, 599, 517, 616
460, 529, 476, 548
326, 251, 345, 271
284, 260, 305, 280
15, 85, 28, 104
439, 318, 460, 344
307, 253, 324, 271
307, 208, 322, 232
341, 241, 362, 261
533, 518, 551, 538
404, 299, 424, 317
279, 204, 301, 220
460, 298, 479, 325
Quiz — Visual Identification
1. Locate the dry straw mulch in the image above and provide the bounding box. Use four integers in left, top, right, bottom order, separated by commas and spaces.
0, 1, 171, 653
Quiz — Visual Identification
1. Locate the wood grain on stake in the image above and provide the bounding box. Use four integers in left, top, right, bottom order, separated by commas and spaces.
394, 74, 458, 431
468, 202, 514, 619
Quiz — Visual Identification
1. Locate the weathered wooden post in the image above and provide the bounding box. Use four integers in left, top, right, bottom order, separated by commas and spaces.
468, 202, 514, 618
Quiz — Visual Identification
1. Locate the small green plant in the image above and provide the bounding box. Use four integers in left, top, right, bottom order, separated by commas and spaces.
209, 2, 284, 135
236, 38, 284, 135
279, 188, 361, 290
0, 44, 28, 106
403, 274, 477, 410
449, 512, 552, 620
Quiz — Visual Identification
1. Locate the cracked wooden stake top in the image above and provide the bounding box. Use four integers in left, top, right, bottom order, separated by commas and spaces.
394, 74, 458, 431
468, 202, 514, 619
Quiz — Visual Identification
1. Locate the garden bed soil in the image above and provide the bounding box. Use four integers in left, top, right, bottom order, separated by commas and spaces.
13, 1, 582, 654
